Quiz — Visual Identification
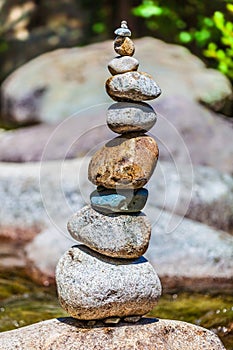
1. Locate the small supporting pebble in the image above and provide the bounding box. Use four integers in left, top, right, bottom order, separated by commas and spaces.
104, 317, 121, 324
124, 316, 142, 323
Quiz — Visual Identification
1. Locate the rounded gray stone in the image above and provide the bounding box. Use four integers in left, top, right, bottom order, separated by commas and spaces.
67, 205, 151, 258
55, 245, 162, 320
105, 71, 162, 102
108, 56, 139, 75
107, 102, 157, 133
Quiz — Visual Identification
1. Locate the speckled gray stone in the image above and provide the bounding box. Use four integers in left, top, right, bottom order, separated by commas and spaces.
108, 56, 139, 75
67, 205, 151, 258
0, 318, 225, 350
90, 187, 148, 213
107, 102, 157, 133
56, 245, 161, 320
106, 71, 161, 102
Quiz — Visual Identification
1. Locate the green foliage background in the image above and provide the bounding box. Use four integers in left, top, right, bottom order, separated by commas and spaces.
0, 1, 233, 83
132, 0, 233, 80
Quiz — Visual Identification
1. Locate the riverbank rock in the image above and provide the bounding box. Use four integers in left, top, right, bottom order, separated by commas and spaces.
0, 96, 232, 175
0, 317, 225, 350
0, 160, 84, 242
67, 205, 151, 258
1, 37, 231, 126
24, 205, 233, 293
0, 159, 232, 243
149, 161, 233, 233
56, 246, 161, 319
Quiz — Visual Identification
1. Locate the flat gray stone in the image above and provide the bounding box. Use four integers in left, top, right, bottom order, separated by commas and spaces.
0, 317, 225, 350
56, 245, 161, 320
107, 102, 157, 133
90, 187, 148, 213
67, 205, 151, 258
108, 56, 139, 75
105, 71, 161, 102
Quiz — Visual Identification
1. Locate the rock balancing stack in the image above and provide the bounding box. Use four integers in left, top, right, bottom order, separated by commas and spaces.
56, 21, 162, 324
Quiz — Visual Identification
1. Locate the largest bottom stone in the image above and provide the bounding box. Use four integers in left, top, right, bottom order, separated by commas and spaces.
56, 245, 161, 320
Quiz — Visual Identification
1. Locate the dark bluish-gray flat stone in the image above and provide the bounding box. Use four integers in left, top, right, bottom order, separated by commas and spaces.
107, 102, 157, 134
90, 187, 148, 213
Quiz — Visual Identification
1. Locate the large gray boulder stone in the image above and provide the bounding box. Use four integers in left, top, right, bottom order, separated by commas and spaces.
0, 317, 225, 350
148, 161, 233, 232
0, 160, 84, 241
1, 38, 231, 125
56, 245, 161, 320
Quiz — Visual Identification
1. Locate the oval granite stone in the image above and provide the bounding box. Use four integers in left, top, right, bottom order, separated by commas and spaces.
67, 205, 151, 258
108, 56, 139, 75
105, 71, 161, 102
114, 36, 135, 56
90, 187, 148, 213
56, 245, 162, 320
88, 134, 159, 189
107, 102, 157, 134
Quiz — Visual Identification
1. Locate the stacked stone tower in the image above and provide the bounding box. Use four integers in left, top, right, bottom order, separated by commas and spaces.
56, 21, 162, 323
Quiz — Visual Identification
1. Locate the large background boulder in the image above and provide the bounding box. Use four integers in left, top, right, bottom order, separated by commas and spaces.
1, 38, 232, 126
0, 96, 232, 173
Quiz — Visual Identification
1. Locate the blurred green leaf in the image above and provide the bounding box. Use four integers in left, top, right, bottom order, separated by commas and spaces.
179, 31, 192, 43
92, 22, 106, 34
133, 1, 163, 18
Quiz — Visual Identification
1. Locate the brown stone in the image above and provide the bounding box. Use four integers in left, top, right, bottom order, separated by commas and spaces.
88, 134, 159, 189
114, 36, 135, 56
0, 318, 225, 350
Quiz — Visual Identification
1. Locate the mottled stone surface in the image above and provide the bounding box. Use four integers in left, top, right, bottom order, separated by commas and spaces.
107, 102, 157, 133
56, 245, 161, 319
108, 56, 139, 75
90, 187, 148, 213
88, 134, 159, 189
0, 318, 225, 350
106, 71, 161, 102
67, 205, 151, 258
114, 36, 135, 56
